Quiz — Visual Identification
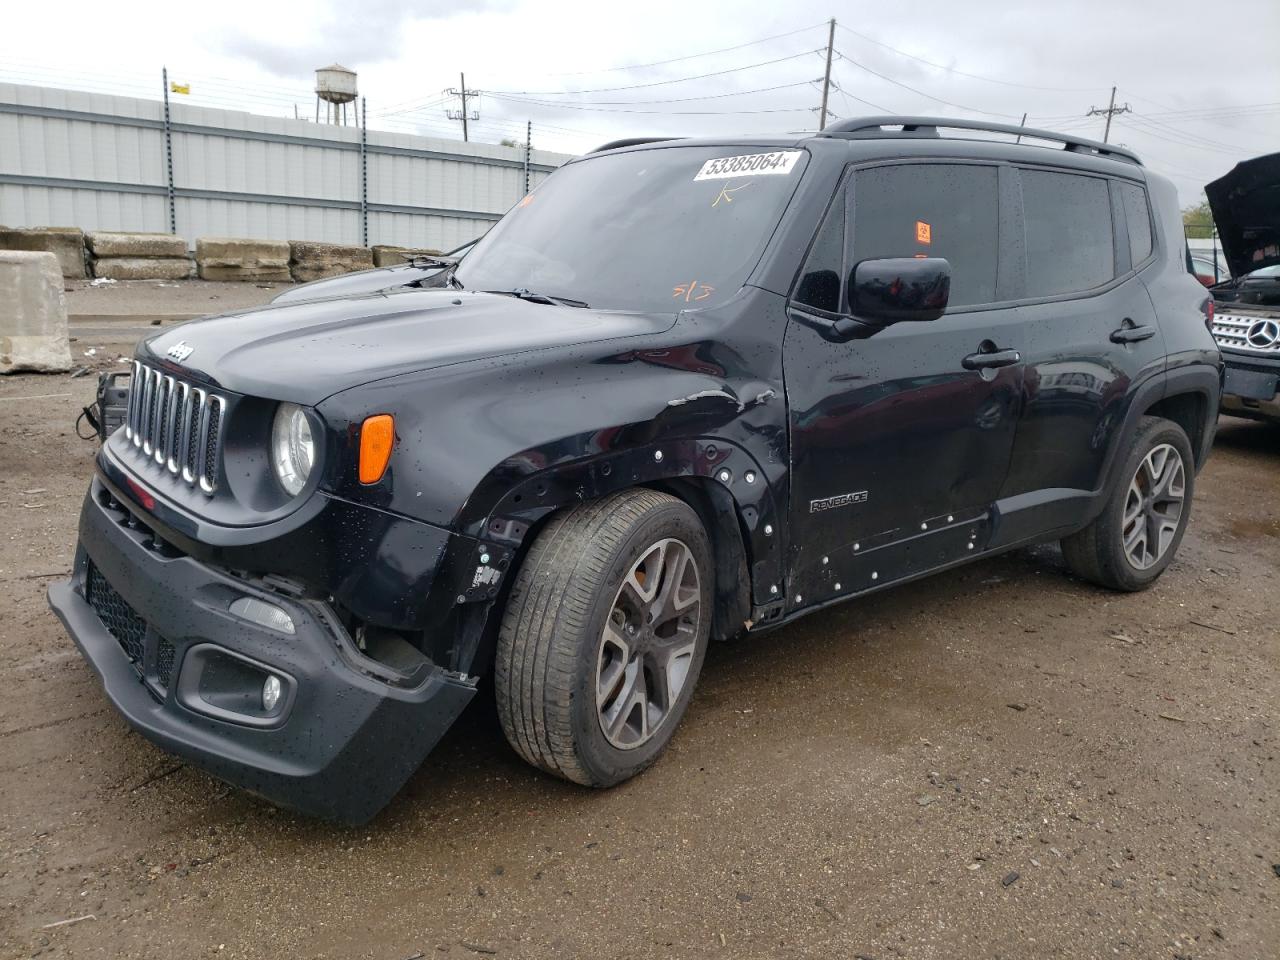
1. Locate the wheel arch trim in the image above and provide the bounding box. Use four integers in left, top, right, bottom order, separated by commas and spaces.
1095, 362, 1220, 518
465, 436, 784, 619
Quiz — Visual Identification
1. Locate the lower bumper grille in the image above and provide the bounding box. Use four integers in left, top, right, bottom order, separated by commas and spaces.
85, 561, 146, 664
84, 561, 174, 689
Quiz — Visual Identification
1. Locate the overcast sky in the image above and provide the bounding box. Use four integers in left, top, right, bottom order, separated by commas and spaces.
3, 0, 1277, 207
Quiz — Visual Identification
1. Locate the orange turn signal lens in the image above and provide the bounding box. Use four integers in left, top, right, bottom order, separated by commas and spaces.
358, 414, 395, 484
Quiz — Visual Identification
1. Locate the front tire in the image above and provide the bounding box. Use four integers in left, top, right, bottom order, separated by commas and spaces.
1061, 416, 1194, 591
495, 489, 713, 786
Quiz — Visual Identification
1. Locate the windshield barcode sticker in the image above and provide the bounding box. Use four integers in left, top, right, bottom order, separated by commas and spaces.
693, 151, 802, 181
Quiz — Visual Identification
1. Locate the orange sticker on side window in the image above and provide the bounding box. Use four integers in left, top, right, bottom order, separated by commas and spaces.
915, 220, 932, 244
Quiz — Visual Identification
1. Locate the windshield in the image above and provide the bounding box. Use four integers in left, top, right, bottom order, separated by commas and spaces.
454, 145, 809, 312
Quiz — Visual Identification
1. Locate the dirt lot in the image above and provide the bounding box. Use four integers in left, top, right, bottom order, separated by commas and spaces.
1, 281, 1277, 959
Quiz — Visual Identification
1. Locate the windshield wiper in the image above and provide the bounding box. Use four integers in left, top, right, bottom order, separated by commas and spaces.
486, 288, 589, 308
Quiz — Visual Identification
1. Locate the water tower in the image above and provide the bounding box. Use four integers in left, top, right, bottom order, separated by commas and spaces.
315, 64, 358, 125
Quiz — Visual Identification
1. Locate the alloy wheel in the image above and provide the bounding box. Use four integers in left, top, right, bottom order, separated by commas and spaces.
1122, 443, 1186, 570
595, 538, 702, 750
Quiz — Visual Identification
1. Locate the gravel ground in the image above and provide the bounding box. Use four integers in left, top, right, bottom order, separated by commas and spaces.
1, 281, 1277, 958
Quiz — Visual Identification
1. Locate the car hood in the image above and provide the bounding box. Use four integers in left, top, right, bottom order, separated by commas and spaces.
140, 288, 676, 405
1206, 151, 1280, 278
268, 262, 441, 305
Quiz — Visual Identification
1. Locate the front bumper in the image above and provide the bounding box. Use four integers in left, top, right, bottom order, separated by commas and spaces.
1219, 348, 1280, 422
48, 480, 476, 824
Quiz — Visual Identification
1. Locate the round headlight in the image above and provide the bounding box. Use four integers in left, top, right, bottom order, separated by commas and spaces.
271, 402, 315, 496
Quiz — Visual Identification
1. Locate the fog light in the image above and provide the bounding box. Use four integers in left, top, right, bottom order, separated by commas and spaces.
262, 675, 283, 712
229, 596, 296, 635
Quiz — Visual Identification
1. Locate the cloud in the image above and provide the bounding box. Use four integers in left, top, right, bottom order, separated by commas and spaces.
218, 0, 510, 77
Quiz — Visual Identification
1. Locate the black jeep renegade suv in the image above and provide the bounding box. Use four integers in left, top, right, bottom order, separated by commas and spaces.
49, 117, 1222, 823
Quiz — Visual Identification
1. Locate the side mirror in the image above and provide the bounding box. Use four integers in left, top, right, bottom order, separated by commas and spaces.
846, 257, 951, 329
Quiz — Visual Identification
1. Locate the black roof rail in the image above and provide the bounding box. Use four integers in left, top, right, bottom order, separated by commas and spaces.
820, 116, 1142, 166
589, 137, 679, 154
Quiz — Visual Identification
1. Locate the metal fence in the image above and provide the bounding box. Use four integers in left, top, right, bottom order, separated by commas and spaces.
0, 82, 573, 252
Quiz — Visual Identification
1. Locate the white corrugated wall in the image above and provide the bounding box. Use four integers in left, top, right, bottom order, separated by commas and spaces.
0, 81, 569, 250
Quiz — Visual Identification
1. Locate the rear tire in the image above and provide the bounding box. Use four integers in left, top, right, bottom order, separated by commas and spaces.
1061, 416, 1194, 591
495, 489, 713, 786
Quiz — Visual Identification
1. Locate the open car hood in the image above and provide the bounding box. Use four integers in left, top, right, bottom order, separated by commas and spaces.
268, 262, 442, 305
1206, 152, 1280, 279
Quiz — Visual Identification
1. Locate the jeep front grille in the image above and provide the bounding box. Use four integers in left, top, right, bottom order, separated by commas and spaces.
1211, 313, 1280, 356
123, 361, 226, 493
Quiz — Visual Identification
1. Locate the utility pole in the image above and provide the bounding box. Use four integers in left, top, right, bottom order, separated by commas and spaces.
818, 18, 835, 131
1015, 111, 1027, 144
460, 73, 469, 142
446, 73, 481, 141
1087, 86, 1131, 143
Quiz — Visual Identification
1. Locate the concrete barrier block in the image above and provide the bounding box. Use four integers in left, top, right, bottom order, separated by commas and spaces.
197, 264, 293, 282
91, 257, 194, 281
371, 245, 444, 267
0, 251, 73, 374
87, 231, 188, 259
0, 227, 87, 279
289, 240, 372, 262
289, 240, 375, 282
195, 237, 292, 282
290, 263, 364, 283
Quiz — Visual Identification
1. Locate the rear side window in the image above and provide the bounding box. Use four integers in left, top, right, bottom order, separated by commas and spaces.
850, 164, 999, 307
794, 186, 845, 313
1021, 170, 1114, 296
1118, 181, 1154, 264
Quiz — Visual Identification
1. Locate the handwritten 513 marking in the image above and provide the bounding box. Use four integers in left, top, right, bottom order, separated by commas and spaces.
673, 280, 715, 303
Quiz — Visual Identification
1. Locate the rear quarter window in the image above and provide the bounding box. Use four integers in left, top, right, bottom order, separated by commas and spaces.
1118, 181, 1154, 264
1021, 169, 1115, 297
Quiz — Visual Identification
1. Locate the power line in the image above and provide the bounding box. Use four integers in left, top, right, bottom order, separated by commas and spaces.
833, 50, 1024, 119
1133, 102, 1280, 121
1124, 110, 1272, 154
475, 116, 603, 138
826, 77, 893, 115
1128, 148, 1222, 182
476, 80, 814, 108
487, 49, 821, 96
1117, 116, 1253, 157
549, 22, 827, 76
486, 94, 815, 116
834, 23, 1106, 92
374, 96, 450, 119
375, 90, 451, 115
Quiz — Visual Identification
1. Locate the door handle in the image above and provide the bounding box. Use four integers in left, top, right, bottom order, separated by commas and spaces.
1110, 322, 1156, 344
962, 347, 1021, 371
